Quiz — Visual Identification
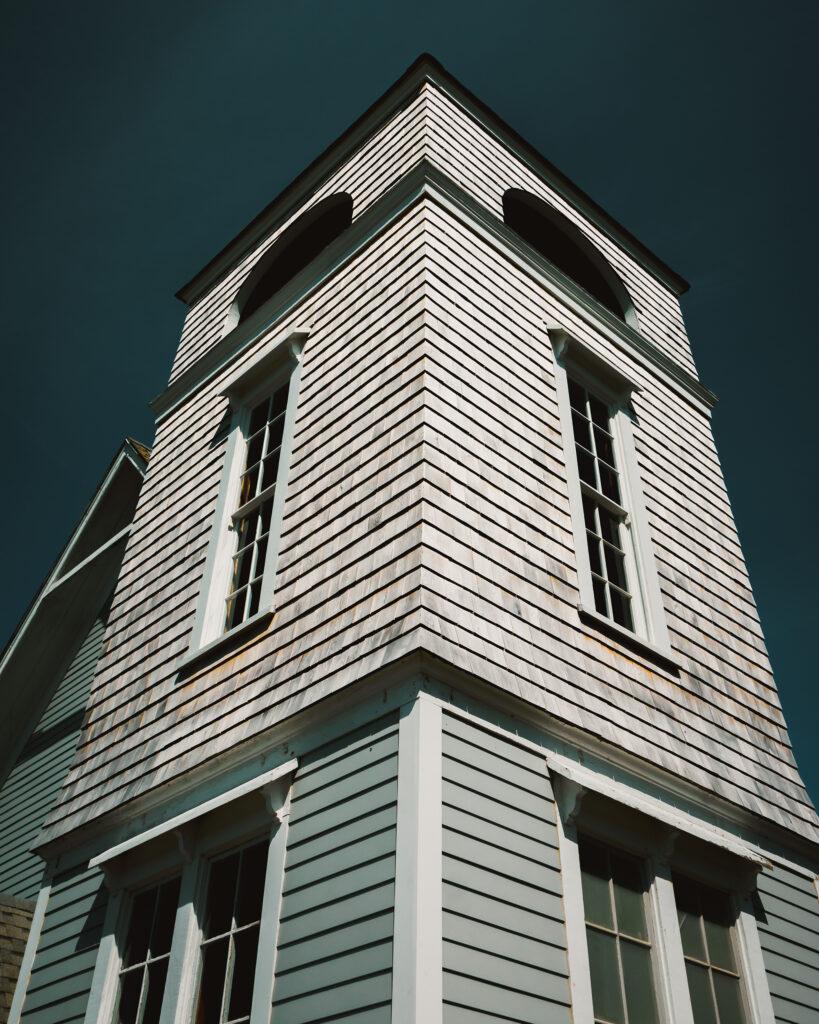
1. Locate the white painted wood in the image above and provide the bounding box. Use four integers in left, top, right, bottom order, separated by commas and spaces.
82, 886, 125, 1024
6, 881, 51, 1024
553, 810, 594, 1024
250, 783, 292, 1024
548, 758, 771, 868
651, 861, 696, 1024
734, 894, 777, 1024
90, 758, 298, 867
392, 693, 443, 1024
160, 857, 207, 1024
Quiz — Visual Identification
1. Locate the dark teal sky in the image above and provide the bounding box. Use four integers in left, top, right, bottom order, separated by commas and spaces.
2, 2, 816, 804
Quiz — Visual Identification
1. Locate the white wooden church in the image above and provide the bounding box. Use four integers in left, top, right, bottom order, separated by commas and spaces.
5, 54, 818, 1024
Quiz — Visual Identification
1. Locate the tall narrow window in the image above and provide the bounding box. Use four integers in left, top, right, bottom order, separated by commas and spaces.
674, 875, 749, 1024
568, 378, 634, 630
225, 381, 290, 632
195, 840, 269, 1024
116, 876, 181, 1024
579, 836, 660, 1024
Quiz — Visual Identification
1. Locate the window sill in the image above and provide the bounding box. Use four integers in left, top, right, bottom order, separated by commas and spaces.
577, 605, 681, 674
178, 610, 273, 676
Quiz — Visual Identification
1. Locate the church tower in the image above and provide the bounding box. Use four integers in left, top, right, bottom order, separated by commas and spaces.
10, 55, 818, 1024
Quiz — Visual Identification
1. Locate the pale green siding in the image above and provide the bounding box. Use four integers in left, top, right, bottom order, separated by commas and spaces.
441, 712, 571, 1024
271, 714, 398, 1024
20, 864, 106, 1024
757, 862, 819, 1024
0, 617, 105, 901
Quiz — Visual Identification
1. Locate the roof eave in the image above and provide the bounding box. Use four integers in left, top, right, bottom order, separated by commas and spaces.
174, 53, 688, 308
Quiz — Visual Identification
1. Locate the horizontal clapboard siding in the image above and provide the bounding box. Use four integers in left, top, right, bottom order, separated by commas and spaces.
441, 713, 571, 1024
20, 864, 106, 1024
0, 617, 105, 900
757, 864, 819, 1024
416, 197, 816, 840
37, 73, 818, 857
271, 714, 398, 1024
39, 205, 430, 840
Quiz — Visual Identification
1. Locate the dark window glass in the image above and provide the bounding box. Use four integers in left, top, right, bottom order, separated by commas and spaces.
225, 381, 291, 633
115, 877, 180, 1024
194, 840, 269, 1024
240, 194, 352, 323
673, 875, 748, 1024
579, 836, 659, 1024
567, 377, 635, 632
503, 189, 629, 321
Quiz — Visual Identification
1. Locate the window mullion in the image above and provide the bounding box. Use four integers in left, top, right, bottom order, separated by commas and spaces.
156, 857, 207, 1024
649, 860, 697, 1024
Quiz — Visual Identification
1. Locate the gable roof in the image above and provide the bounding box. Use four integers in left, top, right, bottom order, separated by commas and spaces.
175, 54, 688, 308
0, 438, 149, 785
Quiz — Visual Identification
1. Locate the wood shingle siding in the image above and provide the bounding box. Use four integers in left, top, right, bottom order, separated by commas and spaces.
0, 618, 105, 901
271, 714, 398, 1024
757, 863, 819, 1024
19, 865, 106, 1024
441, 713, 571, 1023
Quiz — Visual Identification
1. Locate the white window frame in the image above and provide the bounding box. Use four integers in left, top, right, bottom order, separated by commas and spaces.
82, 761, 297, 1024
552, 768, 777, 1024
547, 324, 673, 664
186, 327, 308, 660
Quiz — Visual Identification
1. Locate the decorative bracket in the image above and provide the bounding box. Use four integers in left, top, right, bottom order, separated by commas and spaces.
173, 824, 197, 863
261, 774, 295, 825
99, 860, 125, 893
553, 773, 588, 828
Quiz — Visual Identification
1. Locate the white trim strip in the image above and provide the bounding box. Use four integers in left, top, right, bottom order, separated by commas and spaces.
89, 758, 298, 868
7, 883, 51, 1024
548, 756, 771, 868
45, 525, 133, 595
392, 694, 443, 1024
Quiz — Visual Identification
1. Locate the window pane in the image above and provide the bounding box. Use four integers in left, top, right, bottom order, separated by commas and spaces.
685, 961, 718, 1024
151, 877, 181, 957
701, 887, 736, 972
609, 588, 633, 630
604, 545, 628, 591
592, 576, 608, 616
674, 876, 706, 961
248, 579, 263, 618
270, 384, 289, 419
611, 853, 647, 940
205, 853, 240, 938
142, 960, 169, 1024
260, 499, 274, 536
589, 395, 610, 430
577, 445, 597, 487
248, 399, 269, 437
261, 450, 281, 491
599, 463, 621, 504
568, 379, 587, 413
598, 507, 620, 545
246, 430, 265, 470
621, 938, 659, 1024
117, 969, 144, 1024
580, 840, 613, 930
572, 410, 593, 452
225, 590, 246, 632
268, 415, 285, 452
124, 889, 156, 967
586, 927, 624, 1024
196, 938, 229, 1024
239, 464, 259, 506
587, 534, 603, 576
228, 926, 260, 1020
594, 427, 615, 466
713, 971, 747, 1024
236, 841, 268, 926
